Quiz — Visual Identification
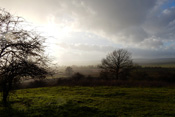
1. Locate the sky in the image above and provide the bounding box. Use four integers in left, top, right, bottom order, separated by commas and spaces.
0, 0, 175, 65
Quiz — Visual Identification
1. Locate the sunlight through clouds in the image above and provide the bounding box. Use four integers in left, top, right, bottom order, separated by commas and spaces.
1, 0, 175, 65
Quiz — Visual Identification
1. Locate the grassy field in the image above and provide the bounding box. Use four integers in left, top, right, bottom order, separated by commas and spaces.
0, 86, 175, 116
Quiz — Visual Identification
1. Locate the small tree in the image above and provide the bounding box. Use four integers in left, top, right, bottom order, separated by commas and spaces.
0, 9, 51, 106
65, 67, 73, 76
99, 49, 133, 80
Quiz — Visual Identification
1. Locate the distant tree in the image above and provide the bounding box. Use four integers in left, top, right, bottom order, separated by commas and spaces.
99, 49, 133, 80
72, 72, 84, 81
0, 9, 51, 106
65, 67, 73, 76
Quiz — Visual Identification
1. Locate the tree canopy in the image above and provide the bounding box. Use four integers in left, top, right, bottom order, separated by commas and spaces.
0, 8, 50, 106
99, 49, 133, 80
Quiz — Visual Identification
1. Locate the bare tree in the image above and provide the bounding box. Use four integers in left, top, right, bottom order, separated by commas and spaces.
99, 49, 133, 80
65, 67, 73, 76
0, 9, 51, 106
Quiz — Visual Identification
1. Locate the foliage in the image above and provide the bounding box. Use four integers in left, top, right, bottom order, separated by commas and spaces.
71, 72, 85, 81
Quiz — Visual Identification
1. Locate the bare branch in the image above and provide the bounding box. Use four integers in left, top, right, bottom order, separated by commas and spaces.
99, 49, 133, 80
0, 8, 52, 106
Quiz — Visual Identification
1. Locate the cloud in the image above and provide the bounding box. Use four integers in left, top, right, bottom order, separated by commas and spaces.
130, 46, 175, 59
2, 0, 175, 47
144, 5, 175, 40
1, 0, 175, 65
46, 0, 175, 48
56, 43, 115, 52
138, 37, 163, 49
56, 0, 156, 44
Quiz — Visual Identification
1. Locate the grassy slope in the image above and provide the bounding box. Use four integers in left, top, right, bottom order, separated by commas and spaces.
0, 86, 175, 116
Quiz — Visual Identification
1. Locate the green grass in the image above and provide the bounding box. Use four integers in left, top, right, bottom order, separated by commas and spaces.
1, 86, 175, 116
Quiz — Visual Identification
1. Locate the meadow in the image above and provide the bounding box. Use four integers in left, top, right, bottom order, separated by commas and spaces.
1, 86, 175, 116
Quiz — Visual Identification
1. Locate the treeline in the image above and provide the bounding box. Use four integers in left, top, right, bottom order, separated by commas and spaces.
17, 66, 175, 88
16, 49, 175, 88
130, 67, 175, 82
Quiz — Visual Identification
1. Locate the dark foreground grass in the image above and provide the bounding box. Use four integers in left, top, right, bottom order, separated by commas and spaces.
0, 86, 175, 116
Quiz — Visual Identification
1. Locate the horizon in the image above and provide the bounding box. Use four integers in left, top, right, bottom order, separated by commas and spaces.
1, 0, 175, 65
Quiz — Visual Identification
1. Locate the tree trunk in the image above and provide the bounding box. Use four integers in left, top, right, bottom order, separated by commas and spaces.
2, 77, 13, 107
116, 68, 119, 80
2, 90, 8, 106
116, 73, 118, 80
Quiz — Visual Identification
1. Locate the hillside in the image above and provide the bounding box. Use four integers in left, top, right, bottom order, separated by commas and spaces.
134, 58, 175, 64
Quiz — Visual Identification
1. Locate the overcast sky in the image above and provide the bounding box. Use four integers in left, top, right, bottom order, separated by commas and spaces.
1, 0, 175, 65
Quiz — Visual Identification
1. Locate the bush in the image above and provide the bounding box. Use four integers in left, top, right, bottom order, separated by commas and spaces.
72, 72, 85, 81
28, 80, 47, 88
